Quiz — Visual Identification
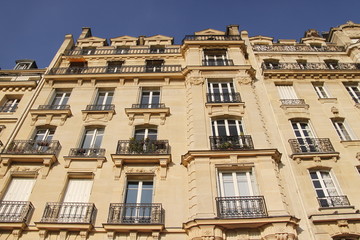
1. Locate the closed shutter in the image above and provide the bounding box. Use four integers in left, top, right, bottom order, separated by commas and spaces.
3, 178, 35, 201
63, 179, 93, 203
277, 85, 298, 99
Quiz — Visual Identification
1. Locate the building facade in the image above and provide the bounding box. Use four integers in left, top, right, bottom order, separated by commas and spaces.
0, 22, 359, 240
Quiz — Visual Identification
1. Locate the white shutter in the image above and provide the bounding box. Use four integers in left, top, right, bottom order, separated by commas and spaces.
63, 179, 93, 203
277, 85, 298, 99
3, 178, 35, 201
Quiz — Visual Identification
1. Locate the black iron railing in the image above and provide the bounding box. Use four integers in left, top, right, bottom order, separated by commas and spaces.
131, 103, 166, 109
116, 139, 170, 154
216, 196, 268, 218
317, 196, 350, 208
40, 202, 96, 224
210, 135, 254, 150
5, 140, 61, 155
85, 104, 115, 111
68, 148, 105, 157
262, 62, 360, 70
64, 48, 180, 56
107, 203, 164, 224
183, 35, 241, 42
48, 65, 182, 75
0, 201, 34, 223
207, 92, 241, 103
280, 99, 307, 105
38, 105, 70, 110
288, 138, 336, 154
202, 59, 234, 66
0, 105, 18, 113
253, 44, 345, 52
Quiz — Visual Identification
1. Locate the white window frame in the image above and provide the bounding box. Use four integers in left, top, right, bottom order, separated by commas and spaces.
218, 170, 257, 197
212, 119, 244, 136
95, 90, 114, 106
277, 85, 298, 99
332, 120, 355, 141
81, 128, 104, 149
1, 98, 20, 113
134, 127, 157, 140
140, 89, 160, 108
309, 170, 342, 198
33, 128, 55, 141
2, 177, 36, 201
51, 91, 71, 107
203, 49, 228, 66
313, 83, 330, 99
207, 80, 235, 102
124, 180, 154, 204
345, 84, 360, 103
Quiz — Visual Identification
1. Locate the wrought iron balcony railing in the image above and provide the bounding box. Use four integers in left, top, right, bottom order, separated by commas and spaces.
183, 35, 241, 42
216, 196, 268, 219
116, 139, 170, 155
64, 47, 180, 56
317, 196, 350, 208
202, 59, 234, 66
210, 135, 254, 150
85, 104, 115, 111
48, 65, 182, 75
262, 62, 360, 70
288, 138, 336, 154
131, 103, 166, 109
107, 203, 164, 224
253, 44, 345, 52
352, 97, 360, 104
207, 92, 242, 103
68, 148, 105, 157
38, 105, 70, 110
0, 201, 34, 223
40, 202, 96, 224
4, 140, 61, 155
0, 105, 18, 113
280, 99, 307, 105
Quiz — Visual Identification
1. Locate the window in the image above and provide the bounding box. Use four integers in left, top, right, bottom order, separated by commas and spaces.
107, 61, 123, 73
0, 97, 21, 113
63, 178, 93, 203
212, 119, 244, 137
263, 59, 279, 69
2, 178, 35, 201
345, 83, 360, 103
150, 45, 165, 54
50, 91, 71, 109
277, 85, 298, 100
81, 128, 104, 149
291, 120, 317, 152
32, 128, 56, 152
145, 60, 163, 72
14, 62, 30, 70
115, 47, 129, 54
134, 127, 157, 140
203, 49, 229, 66
325, 60, 339, 70
91, 90, 114, 110
207, 80, 237, 103
81, 47, 96, 55
332, 119, 355, 141
313, 83, 330, 98
218, 171, 257, 197
33, 128, 55, 141
297, 60, 307, 69
309, 170, 348, 208
67, 62, 87, 74
140, 89, 160, 108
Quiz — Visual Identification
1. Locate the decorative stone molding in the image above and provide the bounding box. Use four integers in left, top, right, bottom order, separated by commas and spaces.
186, 70, 205, 86
125, 107, 170, 126
82, 109, 115, 123
205, 102, 245, 117
30, 109, 72, 126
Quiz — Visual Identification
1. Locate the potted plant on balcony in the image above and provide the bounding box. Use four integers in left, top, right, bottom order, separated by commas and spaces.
128, 137, 143, 154
219, 141, 234, 150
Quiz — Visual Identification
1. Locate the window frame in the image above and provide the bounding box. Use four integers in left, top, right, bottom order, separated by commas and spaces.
331, 119, 355, 141
80, 127, 105, 149
218, 169, 258, 197
313, 83, 330, 99
211, 119, 245, 137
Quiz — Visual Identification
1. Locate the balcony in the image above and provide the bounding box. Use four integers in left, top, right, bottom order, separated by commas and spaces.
317, 196, 351, 208
48, 65, 182, 75
207, 92, 241, 103
116, 139, 169, 155
216, 196, 268, 219
288, 138, 339, 162
253, 44, 345, 52
0, 201, 34, 224
262, 62, 360, 70
64, 47, 180, 56
82, 104, 115, 122
38, 105, 70, 110
107, 203, 164, 224
131, 103, 166, 109
39, 202, 96, 224
209, 135, 254, 150
280, 99, 306, 105
85, 104, 114, 111
202, 59, 234, 66
5, 140, 61, 155
68, 148, 105, 158
183, 35, 241, 42
125, 104, 170, 125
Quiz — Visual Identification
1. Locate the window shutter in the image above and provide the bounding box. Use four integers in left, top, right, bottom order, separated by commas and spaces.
63, 179, 93, 203
277, 85, 298, 99
3, 178, 35, 201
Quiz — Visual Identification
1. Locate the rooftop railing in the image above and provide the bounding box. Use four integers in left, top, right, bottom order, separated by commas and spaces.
68, 148, 106, 158
4, 140, 61, 155
116, 139, 170, 155
262, 62, 360, 70
183, 35, 241, 42
317, 196, 350, 208
216, 196, 268, 219
64, 47, 180, 56
253, 44, 345, 52
207, 92, 242, 103
288, 138, 336, 154
0, 201, 34, 223
210, 135, 254, 150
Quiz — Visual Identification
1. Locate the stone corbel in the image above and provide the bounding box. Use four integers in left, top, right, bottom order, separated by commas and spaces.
0, 158, 11, 178
11, 229, 22, 240
60, 114, 67, 126
41, 158, 53, 179
128, 114, 135, 125
113, 159, 124, 180
30, 115, 38, 126
159, 159, 169, 180
152, 231, 160, 240
64, 159, 71, 168
97, 159, 105, 168
129, 231, 137, 240
39, 230, 47, 240
59, 231, 67, 240
160, 113, 166, 125
80, 231, 88, 240
107, 232, 115, 240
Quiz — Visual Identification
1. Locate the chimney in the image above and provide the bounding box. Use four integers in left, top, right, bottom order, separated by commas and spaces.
79, 27, 92, 40
138, 36, 145, 45
226, 25, 240, 35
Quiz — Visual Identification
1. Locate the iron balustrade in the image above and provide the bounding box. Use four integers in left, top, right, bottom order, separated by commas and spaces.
202, 59, 234, 66
68, 148, 105, 157
0, 201, 34, 223
262, 62, 360, 70
131, 103, 166, 109
0, 105, 18, 113
5, 140, 61, 155
288, 138, 336, 154
64, 47, 180, 56
317, 196, 350, 208
280, 99, 306, 105
38, 105, 70, 110
107, 203, 164, 224
352, 97, 360, 104
253, 44, 345, 52
207, 92, 242, 103
216, 196, 268, 219
40, 202, 96, 224
210, 135, 254, 150
183, 35, 242, 42
85, 104, 115, 111
116, 139, 170, 154
48, 65, 182, 75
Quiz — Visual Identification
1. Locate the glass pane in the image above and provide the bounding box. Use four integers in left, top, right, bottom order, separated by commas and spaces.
82, 130, 95, 148
152, 92, 160, 105
96, 93, 105, 105
135, 129, 146, 140
105, 92, 113, 105
237, 172, 250, 196
222, 173, 235, 197
141, 92, 150, 105
147, 129, 157, 140
228, 120, 238, 136
216, 120, 226, 136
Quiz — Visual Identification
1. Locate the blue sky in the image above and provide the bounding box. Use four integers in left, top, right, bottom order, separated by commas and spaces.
1, 0, 360, 69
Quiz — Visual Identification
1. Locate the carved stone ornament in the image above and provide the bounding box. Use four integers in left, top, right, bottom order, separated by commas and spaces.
236, 76, 252, 85
186, 70, 204, 85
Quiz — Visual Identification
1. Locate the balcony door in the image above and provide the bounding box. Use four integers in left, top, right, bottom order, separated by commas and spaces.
208, 81, 235, 102
291, 121, 316, 152
95, 91, 113, 110
310, 171, 342, 207
140, 89, 160, 108
80, 128, 104, 156
218, 171, 256, 197
134, 128, 157, 141
345, 84, 360, 103
277, 85, 298, 100
124, 181, 153, 223
212, 119, 244, 137
51, 91, 70, 109
203, 49, 227, 66
33, 128, 55, 152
